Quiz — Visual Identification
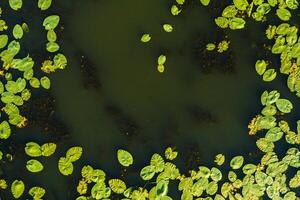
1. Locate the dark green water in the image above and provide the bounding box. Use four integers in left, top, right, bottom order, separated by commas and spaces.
1, 0, 299, 199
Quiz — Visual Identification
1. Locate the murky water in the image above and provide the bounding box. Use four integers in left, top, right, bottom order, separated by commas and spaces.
2, 0, 300, 199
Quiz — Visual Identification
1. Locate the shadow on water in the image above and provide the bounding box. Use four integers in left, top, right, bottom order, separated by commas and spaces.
3, 0, 300, 199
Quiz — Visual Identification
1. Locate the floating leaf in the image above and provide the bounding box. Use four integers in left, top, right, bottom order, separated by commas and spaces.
43, 15, 60, 30
171, 5, 181, 16
210, 167, 222, 182
11, 180, 25, 199
263, 69, 277, 82
229, 17, 246, 30
150, 153, 165, 172
66, 146, 83, 162
163, 24, 173, 32
206, 181, 218, 195
0, 121, 11, 139
200, 0, 210, 6
214, 154, 225, 166
255, 60, 267, 75
157, 64, 165, 73
222, 5, 238, 18
29, 187, 46, 199
165, 147, 178, 160
140, 34, 151, 43
276, 8, 291, 21
158, 55, 167, 65
265, 127, 283, 142
9, 0, 22, 10
58, 157, 74, 176
46, 42, 60, 52
40, 76, 51, 89
41, 143, 56, 156
215, 17, 229, 28
117, 149, 133, 167
38, 0, 52, 10
13, 24, 23, 39
26, 159, 44, 173
47, 30, 57, 42
275, 99, 293, 113
206, 43, 216, 51
0, 35, 8, 49
140, 165, 155, 180
156, 180, 169, 197
230, 156, 244, 169
233, 0, 249, 10
108, 179, 126, 194
25, 142, 42, 157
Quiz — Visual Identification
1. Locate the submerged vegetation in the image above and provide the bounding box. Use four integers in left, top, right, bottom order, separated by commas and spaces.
0, 0, 299, 199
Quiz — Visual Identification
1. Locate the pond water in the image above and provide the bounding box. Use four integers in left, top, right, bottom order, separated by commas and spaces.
1, 0, 300, 199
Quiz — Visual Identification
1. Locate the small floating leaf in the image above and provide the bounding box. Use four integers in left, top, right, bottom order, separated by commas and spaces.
255, 60, 267, 75
108, 179, 126, 194
140, 165, 155, 180
233, 0, 249, 10
25, 142, 42, 157
276, 8, 291, 21
9, 0, 22, 10
0, 35, 8, 49
140, 34, 151, 43
230, 156, 244, 169
38, 0, 52, 10
41, 143, 56, 156
206, 43, 216, 51
158, 55, 167, 65
263, 69, 277, 82
117, 149, 133, 167
66, 146, 83, 162
29, 187, 46, 199
200, 0, 210, 6
40, 76, 51, 89
214, 154, 225, 166
58, 157, 74, 176
43, 15, 60, 30
13, 24, 23, 39
275, 99, 293, 113
165, 147, 178, 160
11, 180, 25, 199
26, 159, 44, 173
163, 24, 173, 32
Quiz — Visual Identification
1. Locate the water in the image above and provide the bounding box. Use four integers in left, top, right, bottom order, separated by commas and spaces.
1, 0, 298, 199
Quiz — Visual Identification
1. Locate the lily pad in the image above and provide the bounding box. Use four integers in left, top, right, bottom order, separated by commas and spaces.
117, 149, 133, 167
11, 180, 25, 199
26, 159, 44, 173
275, 99, 293, 113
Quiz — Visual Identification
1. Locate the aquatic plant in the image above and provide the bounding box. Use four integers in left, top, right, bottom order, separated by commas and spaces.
0, 0, 300, 199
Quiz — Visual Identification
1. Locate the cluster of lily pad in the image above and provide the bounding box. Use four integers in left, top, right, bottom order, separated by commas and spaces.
0, 0, 68, 199
206, 40, 230, 53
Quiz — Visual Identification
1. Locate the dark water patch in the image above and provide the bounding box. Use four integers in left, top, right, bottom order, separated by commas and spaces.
78, 53, 102, 90
19, 93, 70, 142
104, 104, 140, 139
186, 105, 218, 124
184, 143, 203, 170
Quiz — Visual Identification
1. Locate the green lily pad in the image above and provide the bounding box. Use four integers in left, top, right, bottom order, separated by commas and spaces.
66, 146, 83, 162
41, 143, 56, 156
26, 159, 44, 173
117, 149, 133, 167
230, 156, 244, 169
11, 180, 25, 199
40, 76, 51, 89
276, 8, 292, 21
150, 153, 165, 173
25, 142, 42, 157
58, 157, 74, 176
263, 69, 277, 82
255, 60, 267, 75
29, 187, 46, 199
233, 0, 249, 10
163, 24, 173, 32
108, 179, 126, 194
0, 121, 11, 139
200, 0, 210, 6
0, 35, 8, 49
9, 0, 23, 10
275, 99, 293, 113
140, 165, 155, 180
43, 15, 60, 30
13, 24, 23, 39
140, 34, 151, 43
38, 0, 52, 10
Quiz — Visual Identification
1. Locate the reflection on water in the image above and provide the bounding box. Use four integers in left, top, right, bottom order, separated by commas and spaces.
4, 0, 299, 199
